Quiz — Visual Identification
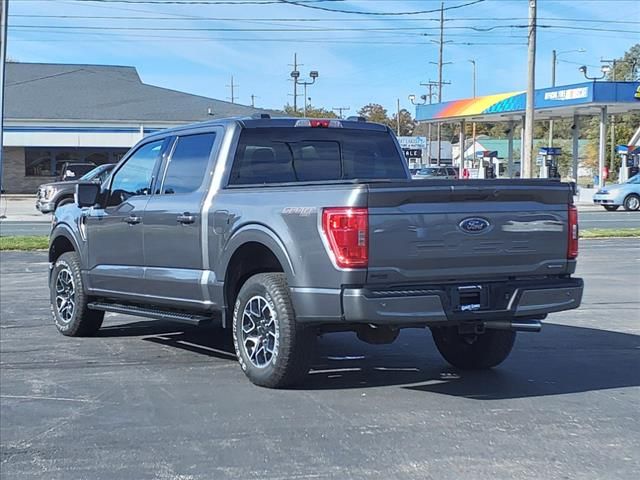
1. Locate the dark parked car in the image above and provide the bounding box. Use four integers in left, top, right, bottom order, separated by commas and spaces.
36, 164, 115, 213
48, 116, 582, 388
413, 166, 459, 179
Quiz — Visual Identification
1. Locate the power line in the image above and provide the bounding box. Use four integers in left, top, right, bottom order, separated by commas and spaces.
10, 23, 638, 34
276, 0, 485, 16
9, 14, 640, 25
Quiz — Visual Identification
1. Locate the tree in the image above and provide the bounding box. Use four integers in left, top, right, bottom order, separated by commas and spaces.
391, 109, 416, 136
582, 43, 640, 180
358, 103, 390, 125
283, 104, 337, 119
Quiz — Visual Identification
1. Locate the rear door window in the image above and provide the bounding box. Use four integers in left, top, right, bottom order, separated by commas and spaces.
161, 133, 216, 194
229, 128, 406, 185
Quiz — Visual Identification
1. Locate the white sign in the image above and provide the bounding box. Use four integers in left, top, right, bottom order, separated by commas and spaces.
397, 136, 427, 149
544, 87, 588, 101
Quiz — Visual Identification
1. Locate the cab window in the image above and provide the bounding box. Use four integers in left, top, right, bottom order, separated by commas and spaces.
107, 141, 163, 207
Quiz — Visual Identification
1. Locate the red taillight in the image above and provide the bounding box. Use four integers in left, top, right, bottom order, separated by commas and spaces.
310, 119, 330, 128
322, 208, 368, 268
568, 204, 579, 259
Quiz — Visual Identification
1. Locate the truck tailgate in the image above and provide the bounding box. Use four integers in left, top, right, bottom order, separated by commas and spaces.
366, 180, 573, 284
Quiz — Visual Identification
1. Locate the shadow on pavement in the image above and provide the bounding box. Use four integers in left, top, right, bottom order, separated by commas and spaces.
97, 320, 640, 399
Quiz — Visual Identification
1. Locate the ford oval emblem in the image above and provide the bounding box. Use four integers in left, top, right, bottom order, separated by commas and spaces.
459, 217, 491, 234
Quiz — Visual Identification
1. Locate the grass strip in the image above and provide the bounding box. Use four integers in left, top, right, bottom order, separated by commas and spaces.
0, 236, 49, 251
581, 228, 640, 239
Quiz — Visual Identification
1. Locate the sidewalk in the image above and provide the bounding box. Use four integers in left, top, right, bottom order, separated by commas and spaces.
0, 195, 51, 222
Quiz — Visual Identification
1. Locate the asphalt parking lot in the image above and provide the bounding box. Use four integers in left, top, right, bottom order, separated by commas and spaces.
1, 240, 639, 479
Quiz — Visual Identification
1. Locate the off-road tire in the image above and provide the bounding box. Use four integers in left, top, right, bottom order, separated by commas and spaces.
603, 205, 619, 212
51, 252, 104, 336
232, 273, 313, 388
431, 326, 516, 370
623, 194, 640, 211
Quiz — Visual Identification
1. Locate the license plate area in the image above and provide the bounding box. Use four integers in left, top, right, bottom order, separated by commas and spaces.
453, 285, 488, 312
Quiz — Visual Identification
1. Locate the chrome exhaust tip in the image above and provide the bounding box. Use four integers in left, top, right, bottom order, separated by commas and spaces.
485, 320, 542, 333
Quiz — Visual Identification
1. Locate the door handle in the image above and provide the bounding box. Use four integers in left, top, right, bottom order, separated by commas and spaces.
124, 215, 141, 225
177, 213, 196, 225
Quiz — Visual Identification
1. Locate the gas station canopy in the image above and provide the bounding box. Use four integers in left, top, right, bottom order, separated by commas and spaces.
415, 81, 640, 123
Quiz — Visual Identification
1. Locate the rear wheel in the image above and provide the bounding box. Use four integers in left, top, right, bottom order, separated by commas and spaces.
232, 273, 313, 388
50, 252, 104, 336
623, 194, 640, 211
603, 205, 619, 212
431, 326, 516, 370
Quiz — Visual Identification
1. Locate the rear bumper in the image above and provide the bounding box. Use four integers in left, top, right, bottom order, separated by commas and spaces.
291, 278, 583, 326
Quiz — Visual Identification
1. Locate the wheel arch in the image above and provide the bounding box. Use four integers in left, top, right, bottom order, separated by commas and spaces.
218, 225, 296, 323
49, 225, 81, 264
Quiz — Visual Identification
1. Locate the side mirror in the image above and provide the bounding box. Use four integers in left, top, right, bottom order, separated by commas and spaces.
76, 183, 100, 208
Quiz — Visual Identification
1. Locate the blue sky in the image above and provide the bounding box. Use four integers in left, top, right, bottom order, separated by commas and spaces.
7, 0, 640, 115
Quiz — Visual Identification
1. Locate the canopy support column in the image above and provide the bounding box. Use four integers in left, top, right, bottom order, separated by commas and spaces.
520, 116, 526, 177
572, 114, 579, 181
507, 121, 515, 178
459, 119, 466, 178
598, 107, 607, 189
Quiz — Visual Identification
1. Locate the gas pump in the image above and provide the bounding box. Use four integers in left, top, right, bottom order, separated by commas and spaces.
539, 147, 561, 179
475, 150, 498, 179
618, 145, 639, 182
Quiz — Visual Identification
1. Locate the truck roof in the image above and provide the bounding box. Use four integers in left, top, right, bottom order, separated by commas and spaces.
143, 116, 389, 142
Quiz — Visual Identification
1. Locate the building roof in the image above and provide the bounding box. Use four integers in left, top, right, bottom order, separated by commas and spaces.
5, 62, 275, 123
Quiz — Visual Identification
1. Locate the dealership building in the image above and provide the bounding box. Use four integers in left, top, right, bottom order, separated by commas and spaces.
2, 62, 273, 193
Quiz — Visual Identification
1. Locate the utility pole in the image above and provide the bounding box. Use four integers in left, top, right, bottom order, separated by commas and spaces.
226, 75, 239, 104
250, 94, 258, 108
523, 0, 537, 179
437, 2, 445, 164
0, 0, 8, 197
396, 98, 401, 135
332, 106, 350, 118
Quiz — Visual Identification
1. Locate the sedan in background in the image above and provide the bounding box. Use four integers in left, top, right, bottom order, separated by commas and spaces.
593, 174, 640, 211
413, 166, 458, 180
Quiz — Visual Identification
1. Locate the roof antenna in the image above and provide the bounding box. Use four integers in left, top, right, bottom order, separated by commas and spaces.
207, 107, 214, 116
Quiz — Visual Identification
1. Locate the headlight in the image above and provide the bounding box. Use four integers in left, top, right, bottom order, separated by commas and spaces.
43, 186, 56, 199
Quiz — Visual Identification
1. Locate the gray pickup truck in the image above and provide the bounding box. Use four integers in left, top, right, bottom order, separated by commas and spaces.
48, 116, 583, 388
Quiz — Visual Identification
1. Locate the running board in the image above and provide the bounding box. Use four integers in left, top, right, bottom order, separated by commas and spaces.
88, 302, 212, 326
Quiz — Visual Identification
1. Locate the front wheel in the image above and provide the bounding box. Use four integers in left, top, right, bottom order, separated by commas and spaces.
623, 194, 640, 211
232, 273, 313, 388
50, 252, 104, 336
603, 205, 619, 212
431, 327, 516, 370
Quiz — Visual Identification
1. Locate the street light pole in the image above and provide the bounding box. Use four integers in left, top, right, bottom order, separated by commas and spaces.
468, 59, 477, 172
549, 48, 585, 150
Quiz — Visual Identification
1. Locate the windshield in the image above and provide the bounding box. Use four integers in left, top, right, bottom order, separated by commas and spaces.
79, 164, 112, 181
626, 173, 640, 184
417, 167, 445, 176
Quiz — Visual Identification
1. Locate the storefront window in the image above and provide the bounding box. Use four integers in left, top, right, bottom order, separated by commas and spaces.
25, 148, 128, 177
